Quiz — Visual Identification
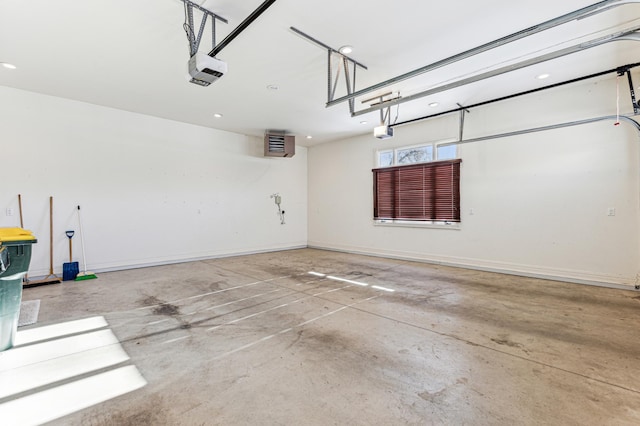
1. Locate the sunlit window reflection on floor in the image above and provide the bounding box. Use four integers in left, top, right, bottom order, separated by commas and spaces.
327, 275, 369, 286
309, 271, 396, 292
0, 316, 146, 425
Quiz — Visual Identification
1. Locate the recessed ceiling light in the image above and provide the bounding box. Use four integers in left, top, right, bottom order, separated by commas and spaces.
360, 120, 368, 125
338, 45, 353, 55
213, 113, 223, 118
1, 63, 16, 70
306, 135, 313, 139
537, 73, 550, 80
429, 102, 439, 107
266, 84, 279, 90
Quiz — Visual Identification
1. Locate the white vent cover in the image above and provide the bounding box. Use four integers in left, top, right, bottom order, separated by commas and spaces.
264, 132, 295, 157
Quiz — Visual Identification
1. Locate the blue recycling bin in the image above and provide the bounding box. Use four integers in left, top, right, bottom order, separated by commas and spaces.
0, 228, 37, 351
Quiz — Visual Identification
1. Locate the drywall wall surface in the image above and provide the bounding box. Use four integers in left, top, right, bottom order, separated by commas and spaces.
308, 76, 640, 286
0, 86, 307, 276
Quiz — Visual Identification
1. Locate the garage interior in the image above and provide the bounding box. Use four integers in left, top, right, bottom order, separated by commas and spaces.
1, 0, 639, 424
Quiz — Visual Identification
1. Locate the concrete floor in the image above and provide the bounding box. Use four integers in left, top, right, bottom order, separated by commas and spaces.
3, 248, 640, 425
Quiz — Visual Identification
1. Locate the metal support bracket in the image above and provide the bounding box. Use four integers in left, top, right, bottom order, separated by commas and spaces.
379, 98, 391, 127
361, 92, 401, 126
618, 67, 639, 114
181, 0, 228, 57
457, 103, 471, 141
290, 27, 367, 115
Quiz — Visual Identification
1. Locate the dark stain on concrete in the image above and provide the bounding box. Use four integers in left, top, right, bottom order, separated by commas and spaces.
140, 295, 162, 307
153, 303, 180, 316
491, 338, 522, 348
491, 336, 530, 354
350, 271, 373, 277
390, 292, 454, 309
296, 329, 356, 358
81, 395, 174, 425
185, 278, 226, 292
418, 388, 447, 402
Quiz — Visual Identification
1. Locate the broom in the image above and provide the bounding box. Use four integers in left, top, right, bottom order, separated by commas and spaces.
75, 205, 97, 281
25, 196, 62, 285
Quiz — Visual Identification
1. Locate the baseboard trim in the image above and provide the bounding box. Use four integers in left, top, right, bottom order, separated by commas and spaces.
27, 242, 638, 291
307, 243, 637, 291
27, 244, 308, 278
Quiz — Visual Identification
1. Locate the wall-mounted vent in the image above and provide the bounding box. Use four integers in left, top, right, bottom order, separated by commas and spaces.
264, 131, 295, 157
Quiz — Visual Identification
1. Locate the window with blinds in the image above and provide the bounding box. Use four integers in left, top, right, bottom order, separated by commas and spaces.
373, 159, 461, 222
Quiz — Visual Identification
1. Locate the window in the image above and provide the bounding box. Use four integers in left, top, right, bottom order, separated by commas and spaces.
373, 159, 462, 223
378, 150, 394, 167
436, 144, 457, 161
374, 141, 460, 225
397, 145, 433, 164
377, 142, 456, 167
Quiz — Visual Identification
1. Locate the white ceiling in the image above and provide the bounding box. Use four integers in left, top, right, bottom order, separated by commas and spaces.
1, 0, 639, 146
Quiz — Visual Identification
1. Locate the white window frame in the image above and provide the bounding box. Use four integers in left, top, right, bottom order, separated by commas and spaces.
375, 138, 459, 168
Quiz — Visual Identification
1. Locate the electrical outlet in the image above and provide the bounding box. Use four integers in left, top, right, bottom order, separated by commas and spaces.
5, 208, 13, 216
607, 207, 616, 216
469, 208, 475, 215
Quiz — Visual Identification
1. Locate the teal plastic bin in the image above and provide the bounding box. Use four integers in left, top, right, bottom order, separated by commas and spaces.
0, 228, 37, 351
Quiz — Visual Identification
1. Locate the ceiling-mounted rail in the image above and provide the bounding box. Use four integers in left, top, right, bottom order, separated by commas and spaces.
209, 0, 278, 57
390, 62, 640, 129
385, 62, 640, 147
290, 27, 368, 70
352, 27, 640, 117
324, 0, 640, 109
437, 115, 640, 148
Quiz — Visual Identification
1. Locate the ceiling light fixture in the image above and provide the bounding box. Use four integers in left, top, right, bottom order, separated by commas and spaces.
1, 62, 17, 70
537, 73, 550, 80
360, 120, 368, 125
306, 135, 313, 139
338, 45, 353, 55
213, 113, 223, 118
429, 102, 439, 107
266, 84, 279, 90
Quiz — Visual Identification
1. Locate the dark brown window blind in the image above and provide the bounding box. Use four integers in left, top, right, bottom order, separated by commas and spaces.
373, 159, 461, 222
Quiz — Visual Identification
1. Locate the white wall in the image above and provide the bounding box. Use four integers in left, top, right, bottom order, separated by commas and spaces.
1, 86, 307, 277
308, 75, 640, 287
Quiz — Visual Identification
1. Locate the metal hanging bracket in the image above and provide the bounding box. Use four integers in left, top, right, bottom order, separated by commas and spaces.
182, 0, 278, 58
456, 103, 471, 141
181, 0, 228, 57
617, 66, 639, 114
290, 27, 367, 115
360, 92, 401, 126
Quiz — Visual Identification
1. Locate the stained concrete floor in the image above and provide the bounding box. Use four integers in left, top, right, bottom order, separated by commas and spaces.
5, 248, 640, 425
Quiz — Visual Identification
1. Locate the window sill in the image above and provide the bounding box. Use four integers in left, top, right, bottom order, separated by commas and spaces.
373, 220, 461, 230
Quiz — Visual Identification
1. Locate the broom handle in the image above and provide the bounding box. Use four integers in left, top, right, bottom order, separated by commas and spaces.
77, 206, 89, 273
49, 196, 54, 275
18, 194, 28, 283
18, 194, 24, 228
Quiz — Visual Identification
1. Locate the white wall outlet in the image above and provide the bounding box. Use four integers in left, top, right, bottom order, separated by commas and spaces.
6, 208, 13, 216
469, 208, 475, 215
607, 207, 616, 216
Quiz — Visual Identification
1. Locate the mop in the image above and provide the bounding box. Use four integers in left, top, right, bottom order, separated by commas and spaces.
75, 205, 97, 281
